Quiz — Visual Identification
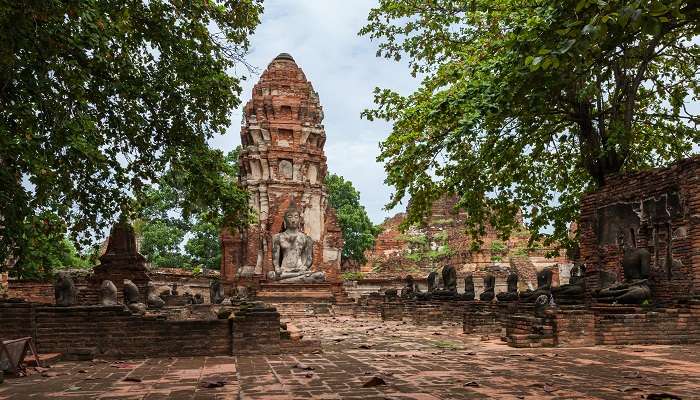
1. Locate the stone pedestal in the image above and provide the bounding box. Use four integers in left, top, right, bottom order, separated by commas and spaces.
255, 283, 335, 318
380, 301, 404, 321
232, 303, 281, 355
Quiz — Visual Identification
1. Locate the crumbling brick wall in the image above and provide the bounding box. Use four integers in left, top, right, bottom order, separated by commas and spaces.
578, 156, 700, 302
0, 302, 231, 357
362, 195, 566, 289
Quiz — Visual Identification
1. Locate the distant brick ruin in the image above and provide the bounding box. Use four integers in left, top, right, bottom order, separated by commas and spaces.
221, 53, 343, 285
361, 195, 568, 291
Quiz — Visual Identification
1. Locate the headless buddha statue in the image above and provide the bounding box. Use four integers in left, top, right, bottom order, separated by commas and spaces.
520, 268, 553, 302
551, 264, 586, 304
479, 274, 495, 301
594, 231, 651, 305
496, 272, 519, 302
401, 275, 417, 299
462, 274, 476, 300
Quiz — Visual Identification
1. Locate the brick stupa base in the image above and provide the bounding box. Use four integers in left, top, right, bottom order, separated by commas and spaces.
255, 283, 336, 318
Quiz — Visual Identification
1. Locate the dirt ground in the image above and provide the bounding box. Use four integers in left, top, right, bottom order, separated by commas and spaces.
1, 316, 699, 399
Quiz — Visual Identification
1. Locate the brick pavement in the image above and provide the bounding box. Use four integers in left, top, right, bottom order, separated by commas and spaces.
1, 316, 699, 399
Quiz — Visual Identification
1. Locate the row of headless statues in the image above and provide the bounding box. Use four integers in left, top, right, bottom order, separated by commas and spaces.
397, 266, 575, 304
398, 234, 654, 305
53, 274, 216, 312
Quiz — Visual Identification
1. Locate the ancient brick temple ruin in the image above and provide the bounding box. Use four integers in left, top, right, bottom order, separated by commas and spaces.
354, 195, 568, 297
220, 53, 343, 287
578, 155, 700, 302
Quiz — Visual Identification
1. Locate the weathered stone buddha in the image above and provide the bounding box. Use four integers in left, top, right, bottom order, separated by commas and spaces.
146, 281, 165, 309
99, 280, 118, 306
496, 272, 519, 302
552, 264, 586, 304
416, 271, 439, 300
123, 279, 146, 314
520, 268, 554, 302
427, 271, 438, 293
401, 275, 417, 299
210, 280, 225, 304
268, 206, 325, 283
593, 233, 651, 304
479, 274, 495, 301
462, 274, 475, 300
55, 272, 78, 306
432, 265, 459, 299
442, 265, 458, 294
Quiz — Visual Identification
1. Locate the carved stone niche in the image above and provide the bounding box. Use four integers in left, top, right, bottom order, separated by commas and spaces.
596, 202, 641, 246
277, 128, 293, 148
279, 105, 292, 119
307, 163, 319, 184
278, 159, 293, 180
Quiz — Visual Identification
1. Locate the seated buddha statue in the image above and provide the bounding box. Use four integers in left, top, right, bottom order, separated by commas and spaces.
551, 264, 586, 304
593, 232, 651, 305
520, 268, 553, 302
479, 274, 495, 301
496, 272, 519, 302
267, 205, 325, 284
461, 274, 476, 300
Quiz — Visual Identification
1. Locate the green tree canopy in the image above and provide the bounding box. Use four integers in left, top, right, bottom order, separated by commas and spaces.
9, 212, 92, 279
0, 0, 261, 263
134, 147, 241, 269
360, 0, 700, 248
325, 173, 380, 264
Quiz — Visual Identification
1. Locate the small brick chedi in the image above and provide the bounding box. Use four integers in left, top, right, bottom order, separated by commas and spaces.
221, 53, 343, 285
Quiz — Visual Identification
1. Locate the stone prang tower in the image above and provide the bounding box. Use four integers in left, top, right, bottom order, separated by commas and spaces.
221, 53, 343, 285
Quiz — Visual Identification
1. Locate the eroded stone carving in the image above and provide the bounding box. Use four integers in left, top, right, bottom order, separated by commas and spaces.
146, 281, 164, 309
427, 271, 438, 293
462, 274, 475, 300
268, 204, 325, 283
593, 231, 651, 304
401, 275, 416, 299
432, 265, 459, 299
210, 280, 225, 304
54, 272, 78, 306
100, 280, 119, 306
479, 274, 495, 302
442, 265, 457, 294
123, 279, 146, 314
496, 272, 519, 302
520, 268, 553, 302
552, 264, 586, 304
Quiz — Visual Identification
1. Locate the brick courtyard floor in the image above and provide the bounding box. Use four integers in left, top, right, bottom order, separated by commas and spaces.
1, 316, 699, 399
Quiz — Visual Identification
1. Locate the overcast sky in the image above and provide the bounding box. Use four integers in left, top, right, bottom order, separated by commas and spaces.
207, 0, 417, 224
208, 1, 700, 225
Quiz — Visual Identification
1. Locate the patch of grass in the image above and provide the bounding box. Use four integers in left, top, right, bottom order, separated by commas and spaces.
341, 271, 364, 281
430, 340, 463, 350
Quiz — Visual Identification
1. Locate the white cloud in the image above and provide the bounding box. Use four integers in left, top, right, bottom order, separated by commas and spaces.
208, 0, 418, 223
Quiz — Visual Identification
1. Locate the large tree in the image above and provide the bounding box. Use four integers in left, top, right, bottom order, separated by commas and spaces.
133, 147, 240, 269
8, 211, 92, 279
0, 0, 261, 263
360, 0, 700, 248
325, 173, 380, 264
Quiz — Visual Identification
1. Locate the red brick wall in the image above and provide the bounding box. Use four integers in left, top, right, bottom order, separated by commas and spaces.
593, 304, 700, 345
6, 281, 54, 303
0, 303, 231, 357
231, 305, 281, 355
579, 156, 700, 302
554, 309, 596, 347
